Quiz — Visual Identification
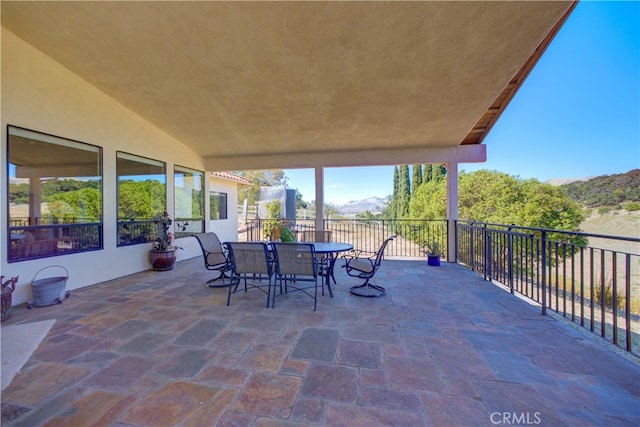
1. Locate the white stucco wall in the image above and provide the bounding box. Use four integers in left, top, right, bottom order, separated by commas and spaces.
0, 28, 224, 305
208, 177, 241, 244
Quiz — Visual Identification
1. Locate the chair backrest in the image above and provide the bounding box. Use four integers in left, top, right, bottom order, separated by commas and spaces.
372, 235, 396, 270
226, 242, 273, 276
193, 232, 227, 266
299, 230, 332, 243
272, 243, 318, 277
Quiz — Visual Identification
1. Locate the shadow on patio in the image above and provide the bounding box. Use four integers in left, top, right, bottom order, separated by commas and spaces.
2, 258, 639, 426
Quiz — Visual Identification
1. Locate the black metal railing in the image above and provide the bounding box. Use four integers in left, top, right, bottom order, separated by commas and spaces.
241, 217, 639, 355
117, 219, 155, 246
8, 223, 103, 262
456, 220, 640, 356
242, 218, 448, 258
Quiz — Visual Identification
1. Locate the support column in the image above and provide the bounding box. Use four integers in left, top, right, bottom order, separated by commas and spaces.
446, 163, 458, 262
29, 177, 42, 225
315, 167, 324, 231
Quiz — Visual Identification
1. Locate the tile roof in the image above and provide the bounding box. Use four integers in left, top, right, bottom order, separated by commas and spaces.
210, 171, 252, 185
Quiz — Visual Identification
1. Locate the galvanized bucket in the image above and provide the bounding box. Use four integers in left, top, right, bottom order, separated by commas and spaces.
29, 265, 70, 308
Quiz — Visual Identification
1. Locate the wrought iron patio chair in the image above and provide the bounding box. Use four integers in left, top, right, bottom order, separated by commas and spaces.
342, 235, 396, 297
225, 242, 275, 308
299, 230, 334, 285
271, 242, 320, 310
299, 230, 332, 243
193, 232, 232, 287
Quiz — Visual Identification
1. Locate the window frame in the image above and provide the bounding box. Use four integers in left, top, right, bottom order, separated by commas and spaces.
210, 191, 228, 220
116, 151, 167, 247
7, 125, 103, 262
173, 165, 205, 237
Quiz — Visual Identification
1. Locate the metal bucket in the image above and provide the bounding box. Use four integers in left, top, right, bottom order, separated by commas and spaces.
29, 265, 70, 308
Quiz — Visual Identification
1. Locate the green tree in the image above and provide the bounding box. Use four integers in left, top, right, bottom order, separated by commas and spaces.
409, 180, 447, 220
355, 210, 381, 220
294, 189, 309, 209
9, 182, 30, 204
389, 166, 400, 219
118, 179, 166, 219
410, 169, 585, 235
411, 164, 422, 194
423, 164, 432, 184
48, 187, 102, 221
397, 165, 411, 218
236, 169, 288, 205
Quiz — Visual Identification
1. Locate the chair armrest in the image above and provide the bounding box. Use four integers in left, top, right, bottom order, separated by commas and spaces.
342, 249, 377, 260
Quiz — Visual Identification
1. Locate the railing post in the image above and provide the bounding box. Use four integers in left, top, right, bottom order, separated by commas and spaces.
508, 230, 514, 294
470, 223, 475, 272
484, 225, 491, 281
540, 230, 547, 315
454, 220, 459, 263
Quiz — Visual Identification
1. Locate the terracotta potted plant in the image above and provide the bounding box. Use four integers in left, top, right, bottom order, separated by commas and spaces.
425, 241, 441, 267
149, 212, 183, 271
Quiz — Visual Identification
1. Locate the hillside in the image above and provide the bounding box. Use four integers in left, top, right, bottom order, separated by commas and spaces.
335, 196, 388, 215
559, 169, 640, 208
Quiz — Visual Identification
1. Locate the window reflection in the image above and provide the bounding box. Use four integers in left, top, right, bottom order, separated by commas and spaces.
7, 126, 103, 262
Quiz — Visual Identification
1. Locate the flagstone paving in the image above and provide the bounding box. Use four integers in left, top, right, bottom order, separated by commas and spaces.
1, 257, 639, 426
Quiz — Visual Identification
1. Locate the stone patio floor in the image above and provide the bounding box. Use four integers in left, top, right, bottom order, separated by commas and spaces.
1, 257, 639, 426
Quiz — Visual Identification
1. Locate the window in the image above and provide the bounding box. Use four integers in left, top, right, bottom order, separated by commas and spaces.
7, 126, 103, 262
117, 152, 166, 246
210, 191, 228, 220
174, 165, 204, 237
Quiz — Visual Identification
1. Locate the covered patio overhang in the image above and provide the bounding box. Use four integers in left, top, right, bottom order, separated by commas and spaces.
1, 0, 576, 261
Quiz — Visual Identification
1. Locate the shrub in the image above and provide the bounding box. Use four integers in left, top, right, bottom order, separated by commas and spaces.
597, 206, 611, 215
593, 279, 625, 309
624, 202, 640, 212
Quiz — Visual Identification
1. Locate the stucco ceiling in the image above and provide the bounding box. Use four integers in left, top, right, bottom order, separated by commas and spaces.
1, 1, 574, 170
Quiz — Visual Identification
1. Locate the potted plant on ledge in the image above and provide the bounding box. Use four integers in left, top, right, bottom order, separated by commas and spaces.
149, 212, 183, 271
425, 241, 441, 267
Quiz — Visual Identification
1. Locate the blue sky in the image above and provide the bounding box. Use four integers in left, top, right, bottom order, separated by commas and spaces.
285, 1, 639, 205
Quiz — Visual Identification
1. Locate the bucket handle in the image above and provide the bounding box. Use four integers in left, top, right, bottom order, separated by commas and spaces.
32, 265, 69, 283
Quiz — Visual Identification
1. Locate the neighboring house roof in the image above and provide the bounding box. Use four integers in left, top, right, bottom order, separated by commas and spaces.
211, 171, 252, 186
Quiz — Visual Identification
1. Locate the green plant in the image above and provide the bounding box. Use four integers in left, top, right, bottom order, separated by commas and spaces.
424, 241, 441, 257
593, 279, 625, 309
151, 212, 183, 251
624, 202, 640, 212
264, 200, 284, 241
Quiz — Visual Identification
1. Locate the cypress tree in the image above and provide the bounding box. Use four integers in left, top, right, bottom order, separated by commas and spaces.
391, 165, 399, 218
398, 165, 411, 217
424, 164, 433, 183
411, 164, 422, 194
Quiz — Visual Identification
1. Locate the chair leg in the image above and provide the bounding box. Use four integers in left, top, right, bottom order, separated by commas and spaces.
227, 276, 241, 306
313, 280, 318, 311
206, 270, 232, 288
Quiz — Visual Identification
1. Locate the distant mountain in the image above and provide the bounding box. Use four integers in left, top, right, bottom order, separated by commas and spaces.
558, 169, 640, 207
334, 196, 388, 215
547, 177, 595, 186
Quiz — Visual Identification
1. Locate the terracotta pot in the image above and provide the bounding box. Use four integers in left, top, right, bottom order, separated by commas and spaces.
150, 250, 177, 271
1, 276, 17, 322
1, 289, 13, 321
